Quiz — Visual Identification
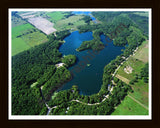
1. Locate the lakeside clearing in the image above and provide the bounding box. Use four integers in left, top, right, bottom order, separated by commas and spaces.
113, 40, 149, 115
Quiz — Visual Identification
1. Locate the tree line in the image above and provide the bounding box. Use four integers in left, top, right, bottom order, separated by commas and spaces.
12, 30, 76, 115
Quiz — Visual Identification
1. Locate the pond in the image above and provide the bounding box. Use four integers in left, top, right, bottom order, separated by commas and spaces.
58, 31, 125, 95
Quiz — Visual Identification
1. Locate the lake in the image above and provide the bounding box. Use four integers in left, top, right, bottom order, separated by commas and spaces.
59, 31, 125, 95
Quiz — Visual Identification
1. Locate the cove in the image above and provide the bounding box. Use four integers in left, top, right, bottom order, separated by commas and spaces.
59, 31, 125, 95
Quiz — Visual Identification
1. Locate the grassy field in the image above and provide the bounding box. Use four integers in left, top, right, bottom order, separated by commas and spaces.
54, 15, 86, 31
116, 57, 145, 81
133, 12, 149, 17
12, 23, 48, 56
46, 11, 65, 22
129, 79, 148, 106
111, 95, 148, 115
133, 41, 149, 63
21, 31, 48, 47
12, 38, 30, 56
12, 23, 34, 39
113, 40, 149, 115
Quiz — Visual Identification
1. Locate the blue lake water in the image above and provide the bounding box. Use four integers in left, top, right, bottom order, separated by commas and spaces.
72, 11, 97, 23
59, 31, 125, 95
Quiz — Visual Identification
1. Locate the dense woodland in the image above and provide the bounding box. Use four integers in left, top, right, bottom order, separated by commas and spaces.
12, 11, 148, 115
12, 30, 74, 114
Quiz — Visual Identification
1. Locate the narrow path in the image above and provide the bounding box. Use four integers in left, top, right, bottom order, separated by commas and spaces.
128, 95, 148, 110
71, 94, 109, 106
45, 87, 113, 115
116, 74, 130, 84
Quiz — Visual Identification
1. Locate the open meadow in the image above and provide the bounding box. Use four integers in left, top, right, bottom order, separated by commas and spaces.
46, 11, 66, 22
113, 40, 149, 115
54, 15, 86, 31
133, 40, 149, 63
111, 95, 148, 115
12, 23, 48, 56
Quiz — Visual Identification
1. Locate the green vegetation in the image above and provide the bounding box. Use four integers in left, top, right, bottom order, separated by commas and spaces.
46, 11, 65, 22
54, 15, 86, 31
111, 95, 148, 115
11, 13, 49, 56
81, 15, 92, 24
11, 14, 27, 27
12, 23, 34, 39
42, 66, 72, 101
77, 30, 104, 51
133, 41, 149, 63
114, 62, 149, 115
11, 11, 149, 115
133, 12, 149, 17
12, 30, 72, 115
129, 79, 148, 106
113, 39, 149, 115
128, 14, 149, 34
47, 79, 131, 115
12, 38, 30, 56
116, 57, 145, 81
77, 12, 146, 52
61, 55, 76, 67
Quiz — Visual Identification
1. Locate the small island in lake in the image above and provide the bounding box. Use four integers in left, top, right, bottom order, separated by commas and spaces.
87, 64, 91, 66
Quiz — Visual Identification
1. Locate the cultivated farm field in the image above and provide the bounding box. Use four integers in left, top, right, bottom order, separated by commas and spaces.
28, 17, 57, 35
12, 23, 48, 56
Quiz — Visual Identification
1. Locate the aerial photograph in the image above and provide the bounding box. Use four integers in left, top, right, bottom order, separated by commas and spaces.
9, 9, 151, 119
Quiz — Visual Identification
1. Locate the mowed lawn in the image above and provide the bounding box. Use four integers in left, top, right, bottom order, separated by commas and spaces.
111, 95, 148, 115
11, 23, 48, 56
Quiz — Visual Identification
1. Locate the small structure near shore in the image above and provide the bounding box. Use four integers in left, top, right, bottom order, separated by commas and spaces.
124, 65, 133, 74
55, 63, 65, 68
87, 64, 91, 67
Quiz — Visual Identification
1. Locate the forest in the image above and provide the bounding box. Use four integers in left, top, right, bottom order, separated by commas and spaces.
76, 11, 147, 51
12, 30, 76, 114
12, 11, 148, 115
